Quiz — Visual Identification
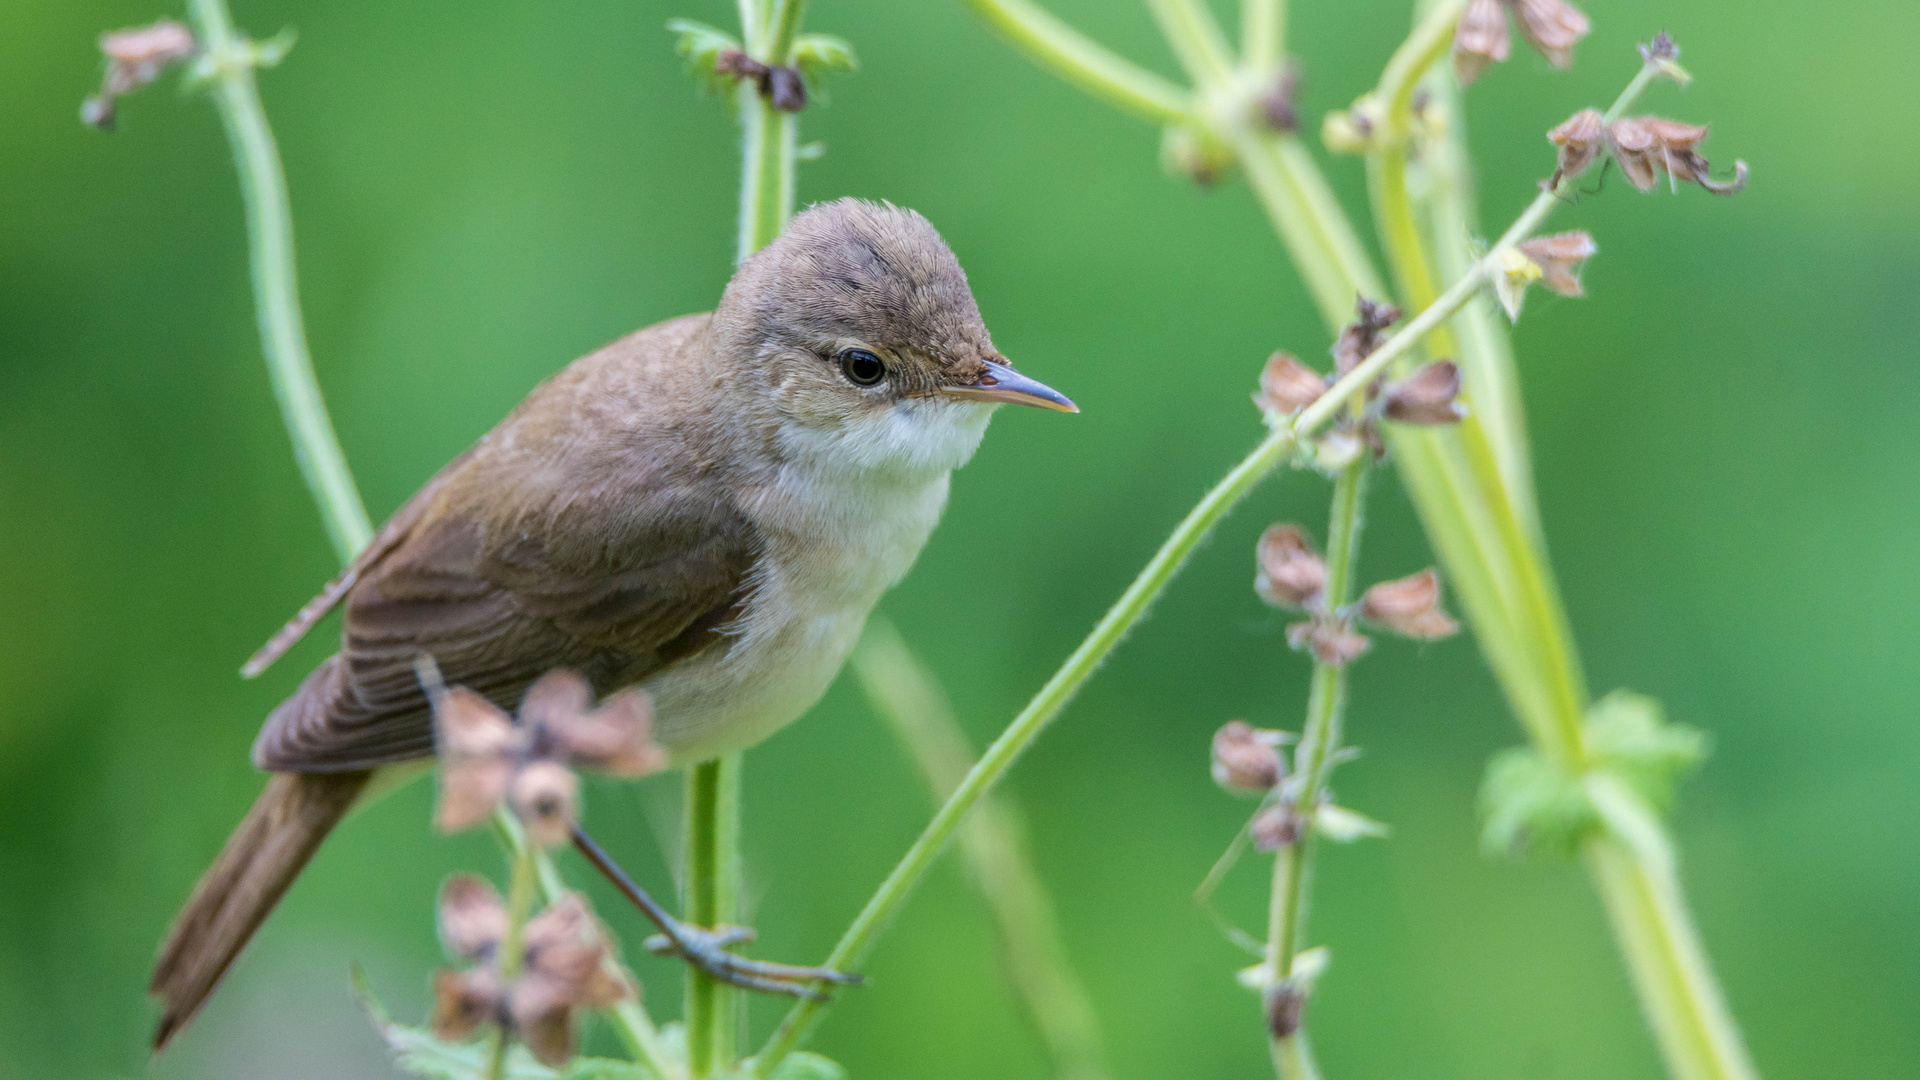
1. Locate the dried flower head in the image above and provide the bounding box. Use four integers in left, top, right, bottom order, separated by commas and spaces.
1331, 297, 1401, 378
1212, 721, 1286, 793
1258, 63, 1303, 132
1638, 31, 1690, 84
1359, 569, 1461, 640
1254, 352, 1328, 416
419, 660, 667, 846
715, 50, 808, 112
1382, 360, 1465, 425
1251, 803, 1304, 851
1287, 618, 1372, 667
1607, 116, 1748, 195
1453, 0, 1511, 84
82, 20, 197, 129
1454, 0, 1588, 84
1255, 524, 1327, 610
429, 889, 630, 1066
1517, 231, 1596, 297
1510, 0, 1590, 69
1546, 108, 1605, 187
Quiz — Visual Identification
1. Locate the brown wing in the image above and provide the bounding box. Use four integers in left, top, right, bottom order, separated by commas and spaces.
250, 452, 757, 773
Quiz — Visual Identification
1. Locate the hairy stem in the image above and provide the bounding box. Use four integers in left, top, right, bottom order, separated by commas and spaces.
753, 424, 1299, 1073
186, 0, 371, 560
685, 758, 744, 1076
1266, 458, 1367, 1076
852, 618, 1112, 1080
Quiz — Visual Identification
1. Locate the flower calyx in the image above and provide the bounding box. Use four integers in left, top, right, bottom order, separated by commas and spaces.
419, 659, 667, 846
1490, 229, 1596, 320
1547, 108, 1747, 195
1212, 720, 1288, 793
1454, 0, 1592, 85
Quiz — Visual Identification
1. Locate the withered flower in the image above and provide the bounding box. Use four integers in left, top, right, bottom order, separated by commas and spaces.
430, 882, 630, 1066
1266, 981, 1307, 1038
82, 20, 197, 129
1255, 524, 1327, 610
1382, 360, 1464, 425
1254, 352, 1327, 416
1286, 618, 1372, 667
1516, 231, 1596, 297
1251, 803, 1304, 851
1453, 0, 1511, 84
1454, 0, 1589, 84
1258, 63, 1303, 132
1607, 116, 1748, 195
1359, 569, 1461, 640
1212, 721, 1286, 793
1546, 108, 1604, 187
421, 661, 667, 846
1331, 297, 1401, 378
715, 50, 807, 112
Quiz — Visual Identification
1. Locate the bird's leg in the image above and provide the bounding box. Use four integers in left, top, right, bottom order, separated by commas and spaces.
569, 826, 862, 1000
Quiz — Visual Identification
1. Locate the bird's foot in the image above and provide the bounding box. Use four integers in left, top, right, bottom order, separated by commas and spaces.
643, 922, 862, 999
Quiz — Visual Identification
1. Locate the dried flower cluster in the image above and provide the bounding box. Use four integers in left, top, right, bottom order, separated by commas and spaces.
1255, 524, 1461, 667
1548, 109, 1747, 194
715, 50, 808, 112
1453, 0, 1591, 84
81, 21, 197, 129
431, 877, 629, 1066
421, 663, 667, 846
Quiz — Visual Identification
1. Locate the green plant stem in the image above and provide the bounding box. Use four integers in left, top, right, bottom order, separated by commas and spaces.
185, 0, 371, 562
1240, 0, 1283, 72
483, 837, 541, 1080
963, 0, 1192, 125
1146, 0, 1235, 87
944, 6, 1758, 1078
182, 6, 675, 1069
852, 619, 1112, 1080
684, 758, 744, 1077
1265, 458, 1367, 1078
753, 423, 1299, 1074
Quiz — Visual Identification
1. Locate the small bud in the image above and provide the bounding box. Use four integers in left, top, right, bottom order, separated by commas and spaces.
1382, 361, 1464, 425
438, 874, 507, 963
1638, 31, 1691, 85
1307, 429, 1366, 472
1265, 981, 1307, 1038
1509, 0, 1589, 70
767, 66, 807, 112
1286, 618, 1372, 666
509, 759, 581, 848
1359, 569, 1461, 640
1516, 231, 1596, 297
1255, 524, 1326, 610
1258, 64, 1302, 132
431, 968, 504, 1043
1254, 352, 1328, 416
1546, 108, 1604, 187
1452, 0, 1511, 85
1491, 245, 1543, 321
1250, 803, 1304, 851
1161, 123, 1235, 185
1212, 721, 1286, 792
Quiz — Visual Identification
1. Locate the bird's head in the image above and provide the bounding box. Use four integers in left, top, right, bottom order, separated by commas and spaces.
712, 198, 1074, 474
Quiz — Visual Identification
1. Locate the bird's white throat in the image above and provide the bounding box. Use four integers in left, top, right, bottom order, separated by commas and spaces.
645, 397, 996, 762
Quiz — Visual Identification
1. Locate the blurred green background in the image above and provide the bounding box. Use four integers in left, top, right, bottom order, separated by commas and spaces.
3, 0, 1916, 1077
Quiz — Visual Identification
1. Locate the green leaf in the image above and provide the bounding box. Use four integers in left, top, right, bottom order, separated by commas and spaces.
723, 1052, 847, 1080
1478, 690, 1707, 859
790, 34, 857, 77
666, 18, 743, 96
1314, 803, 1390, 843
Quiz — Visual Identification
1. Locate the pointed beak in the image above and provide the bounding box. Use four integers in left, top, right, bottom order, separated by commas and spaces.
941, 360, 1078, 413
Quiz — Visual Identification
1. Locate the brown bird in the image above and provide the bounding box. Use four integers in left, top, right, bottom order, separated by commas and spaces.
150, 198, 1075, 1050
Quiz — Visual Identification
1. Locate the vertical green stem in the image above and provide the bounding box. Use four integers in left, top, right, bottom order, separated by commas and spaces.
684, 757, 744, 1076
186, 0, 371, 561
1265, 458, 1366, 1078
486, 838, 540, 1080
1240, 0, 1283, 72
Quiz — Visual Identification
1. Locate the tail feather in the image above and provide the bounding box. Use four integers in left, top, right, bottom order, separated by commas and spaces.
150, 769, 370, 1051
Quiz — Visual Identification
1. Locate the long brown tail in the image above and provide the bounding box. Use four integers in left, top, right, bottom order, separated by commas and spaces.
149, 769, 371, 1051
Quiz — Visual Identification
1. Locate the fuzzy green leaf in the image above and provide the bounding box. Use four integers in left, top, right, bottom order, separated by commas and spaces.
1314, 803, 1390, 843
723, 1052, 848, 1080
666, 18, 744, 96
791, 34, 857, 77
1584, 690, 1706, 813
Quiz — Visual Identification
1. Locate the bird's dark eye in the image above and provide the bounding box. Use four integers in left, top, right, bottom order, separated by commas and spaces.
838, 348, 886, 387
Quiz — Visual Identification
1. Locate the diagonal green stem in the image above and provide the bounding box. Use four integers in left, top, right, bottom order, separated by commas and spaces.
962, 0, 1192, 124
186, 0, 370, 560
753, 424, 1299, 1074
